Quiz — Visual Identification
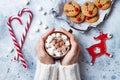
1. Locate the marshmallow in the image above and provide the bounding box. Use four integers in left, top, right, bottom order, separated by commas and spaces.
34, 27, 40, 32
54, 50, 58, 53
37, 20, 42, 25
55, 51, 61, 57
61, 35, 67, 40
46, 48, 54, 55
45, 43, 51, 48
56, 33, 61, 37
8, 47, 14, 53
65, 40, 70, 46
51, 33, 56, 38
39, 21, 42, 25
49, 42, 55, 47
52, 12, 59, 17
50, 9, 59, 17
24, 0, 30, 5
43, 24, 48, 29
42, 11, 47, 15
46, 35, 53, 43
51, 46, 56, 51
37, 6, 43, 11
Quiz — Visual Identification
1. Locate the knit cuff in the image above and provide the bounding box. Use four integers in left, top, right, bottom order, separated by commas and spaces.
34, 60, 58, 80
59, 63, 81, 80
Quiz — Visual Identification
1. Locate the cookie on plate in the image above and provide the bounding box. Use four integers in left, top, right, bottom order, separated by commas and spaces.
85, 15, 99, 23
70, 12, 85, 23
81, 1, 98, 17
94, 0, 111, 10
63, 1, 80, 17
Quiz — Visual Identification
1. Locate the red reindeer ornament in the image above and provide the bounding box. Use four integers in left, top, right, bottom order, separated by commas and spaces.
86, 30, 113, 65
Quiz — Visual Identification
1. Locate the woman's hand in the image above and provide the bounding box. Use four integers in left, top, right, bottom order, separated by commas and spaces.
60, 27, 81, 65
35, 28, 55, 64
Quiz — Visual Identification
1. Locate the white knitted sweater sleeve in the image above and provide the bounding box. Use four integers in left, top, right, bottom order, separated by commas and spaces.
34, 60, 58, 80
59, 63, 81, 80
34, 61, 81, 80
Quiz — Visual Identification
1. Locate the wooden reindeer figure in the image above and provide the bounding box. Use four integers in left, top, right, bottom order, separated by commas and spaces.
86, 30, 113, 65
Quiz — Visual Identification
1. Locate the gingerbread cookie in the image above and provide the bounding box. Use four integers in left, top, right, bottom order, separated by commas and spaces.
85, 15, 99, 23
63, 1, 80, 17
94, 0, 111, 10
70, 12, 85, 23
81, 2, 98, 17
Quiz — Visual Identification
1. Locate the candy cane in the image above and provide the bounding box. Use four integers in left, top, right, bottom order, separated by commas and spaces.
14, 8, 33, 60
7, 16, 27, 68
18, 8, 33, 47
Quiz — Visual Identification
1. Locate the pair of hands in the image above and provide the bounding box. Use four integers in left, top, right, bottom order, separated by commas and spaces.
35, 27, 80, 65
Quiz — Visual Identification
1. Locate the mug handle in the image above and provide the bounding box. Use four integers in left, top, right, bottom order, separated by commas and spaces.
68, 29, 73, 33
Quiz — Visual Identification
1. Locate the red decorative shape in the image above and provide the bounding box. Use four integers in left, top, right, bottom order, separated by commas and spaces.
88, 10, 92, 15
86, 16, 90, 20
98, 3, 102, 8
74, 7, 79, 12
76, 17, 81, 21
86, 30, 112, 65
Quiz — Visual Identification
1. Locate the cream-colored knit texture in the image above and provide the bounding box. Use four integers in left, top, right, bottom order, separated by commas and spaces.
34, 60, 81, 80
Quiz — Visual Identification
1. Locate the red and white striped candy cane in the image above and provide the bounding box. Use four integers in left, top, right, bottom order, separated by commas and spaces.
14, 8, 33, 60
7, 16, 27, 68
18, 8, 33, 47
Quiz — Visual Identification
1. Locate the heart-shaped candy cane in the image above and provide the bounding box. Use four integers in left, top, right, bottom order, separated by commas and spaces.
7, 8, 33, 68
